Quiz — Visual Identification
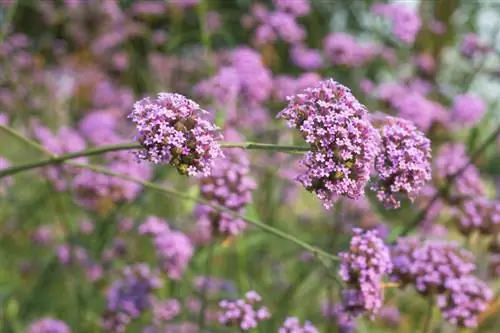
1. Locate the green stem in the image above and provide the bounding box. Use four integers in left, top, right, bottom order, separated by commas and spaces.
0, 124, 55, 157
66, 161, 338, 261
0, 140, 308, 178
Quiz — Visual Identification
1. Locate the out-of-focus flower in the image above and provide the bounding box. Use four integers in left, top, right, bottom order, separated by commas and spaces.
139, 216, 194, 279
28, 318, 71, 333
273, 0, 311, 17
322, 302, 356, 333
219, 291, 271, 330
323, 33, 377, 66
372, 116, 432, 208
194, 145, 256, 242
290, 44, 323, 70
278, 317, 318, 333
451, 93, 486, 127
414, 53, 436, 75
437, 276, 492, 328
372, 3, 421, 44
379, 306, 400, 327
339, 228, 392, 317
392, 93, 449, 132
451, 198, 500, 235
460, 33, 491, 58
278, 79, 380, 208
128, 93, 223, 176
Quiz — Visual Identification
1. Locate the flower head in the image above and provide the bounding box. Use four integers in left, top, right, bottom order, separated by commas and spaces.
129, 93, 223, 176
339, 228, 392, 317
279, 317, 319, 333
372, 116, 432, 208
219, 291, 271, 330
278, 79, 380, 208
28, 318, 71, 333
451, 93, 486, 127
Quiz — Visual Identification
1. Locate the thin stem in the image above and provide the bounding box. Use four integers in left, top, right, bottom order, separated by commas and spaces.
0, 125, 55, 157
66, 161, 338, 262
0, 140, 308, 179
422, 298, 434, 333
396, 124, 500, 240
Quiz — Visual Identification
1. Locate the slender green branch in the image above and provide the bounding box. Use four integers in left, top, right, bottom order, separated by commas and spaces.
0, 140, 308, 178
66, 160, 337, 261
0, 124, 55, 157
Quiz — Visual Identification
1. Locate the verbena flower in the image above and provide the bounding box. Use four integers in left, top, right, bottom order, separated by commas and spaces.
451, 198, 500, 235
435, 143, 486, 198
139, 216, 194, 279
372, 116, 432, 208
219, 291, 271, 330
194, 147, 256, 241
392, 93, 449, 132
390, 238, 476, 295
278, 79, 380, 208
273, 0, 311, 17
451, 93, 486, 127
437, 276, 492, 328
279, 317, 319, 333
128, 92, 223, 176
339, 228, 392, 317
371, 3, 421, 44
378, 306, 400, 327
322, 302, 356, 333
151, 298, 181, 326
28, 318, 71, 333
460, 33, 490, 58
323, 33, 376, 67
103, 264, 162, 333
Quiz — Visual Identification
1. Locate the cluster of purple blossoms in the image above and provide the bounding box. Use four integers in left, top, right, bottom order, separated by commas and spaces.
435, 143, 486, 198
323, 33, 378, 67
371, 3, 421, 44
390, 238, 491, 327
0, 157, 12, 196
103, 264, 162, 333
451, 197, 500, 235
437, 276, 493, 328
273, 73, 322, 102
278, 79, 380, 208
322, 302, 356, 333
128, 92, 223, 176
392, 93, 449, 132
460, 33, 491, 59
339, 228, 392, 318
218, 291, 271, 330
278, 317, 318, 333
372, 116, 432, 208
194, 148, 256, 241
451, 93, 486, 127
28, 318, 71, 333
193, 276, 236, 295
290, 44, 323, 70
32, 122, 88, 191
150, 298, 181, 327
273, 0, 311, 17
391, 238, 476, 294
139, 216, 194, 280
378, 306, 401, 327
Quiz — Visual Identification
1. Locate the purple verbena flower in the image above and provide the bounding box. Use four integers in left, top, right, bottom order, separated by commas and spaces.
128, 93, 223, 176
219, 291, 271, 330
339, 228, 392, 317
372, 116, 432, 208
460, 33, 491, 58
279, 317, 319, 333
322, 302, 356, 333
437, 276, 492, 328
451, 93, 486, 127
273, 0, 311, 17
28, 318, 71, 333
452, 197, 500, 235
278, 79, 380, 208
372, 4, 421, 44
290, 44, 323, 70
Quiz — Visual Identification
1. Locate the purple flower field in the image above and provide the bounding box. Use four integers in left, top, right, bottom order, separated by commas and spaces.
1, 0, 500, 332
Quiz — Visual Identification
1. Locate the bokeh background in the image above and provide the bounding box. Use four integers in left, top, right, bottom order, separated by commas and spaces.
1, 0, 500, 332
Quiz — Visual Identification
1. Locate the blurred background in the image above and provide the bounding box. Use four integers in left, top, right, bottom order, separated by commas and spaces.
1, 0, 500, 332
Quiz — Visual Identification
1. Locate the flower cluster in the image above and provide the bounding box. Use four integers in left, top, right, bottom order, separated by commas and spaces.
371, 3, 421, 44
139, 216, 194, 279
128, 93, 223, 176
372, 116, 432, 208
437, 276, 492, 328
339, 229, 392, 317
103, 264, 162, 333
322, 302, 356, 333
323, 33, 379, 67
391, 238, 491, 327
435, 143, 486, 198
278, 79, 380, 208
194, 147, 256, 241
28, 318, 71, 333
218, 291, 271, 330
451, 93, 486, 127
452, 198, 500, 235
279, 317, 319, 333
460, 33, 491, 58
